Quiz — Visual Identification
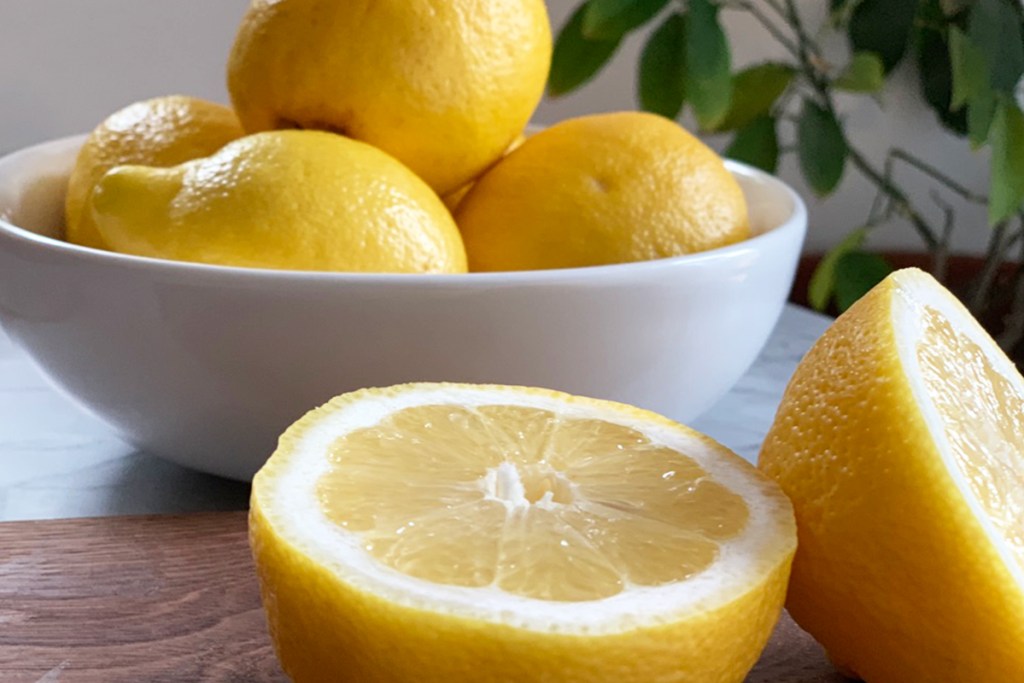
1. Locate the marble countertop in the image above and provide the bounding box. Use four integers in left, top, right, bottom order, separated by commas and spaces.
0, 304, 831, 522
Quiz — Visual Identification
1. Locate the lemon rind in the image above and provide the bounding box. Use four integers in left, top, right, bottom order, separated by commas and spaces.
253, 382, 796, 635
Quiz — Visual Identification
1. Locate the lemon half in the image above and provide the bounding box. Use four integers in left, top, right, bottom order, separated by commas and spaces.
251, 383, 795, 683
760, 268, 1024, 681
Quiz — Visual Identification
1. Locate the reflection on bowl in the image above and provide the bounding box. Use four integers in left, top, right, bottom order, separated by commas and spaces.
0, 135, 806, 481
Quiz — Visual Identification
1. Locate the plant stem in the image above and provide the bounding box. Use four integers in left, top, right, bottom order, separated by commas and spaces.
837, 122, 942, 251
783, 0, 828, 88
929, 190, 956, 282
778, 0, 942, 253
969, 220, 1010, 314
997, 217, 1024, 354
727, 1, 802, 60
889, 149, 989, 205
761, 0, 790, 23
728, 0, 988, 285
772, 84, 800, 118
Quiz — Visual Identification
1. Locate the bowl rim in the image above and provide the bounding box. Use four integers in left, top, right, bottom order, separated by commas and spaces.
0, 133, 808, 286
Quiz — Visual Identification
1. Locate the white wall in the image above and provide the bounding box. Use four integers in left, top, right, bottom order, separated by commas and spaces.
0, 0, 992, 254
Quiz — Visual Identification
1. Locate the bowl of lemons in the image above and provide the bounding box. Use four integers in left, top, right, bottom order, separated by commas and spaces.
0, 0, 805, 481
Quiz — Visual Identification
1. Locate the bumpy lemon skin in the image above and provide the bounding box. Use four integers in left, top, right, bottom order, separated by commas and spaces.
65, 95, 243, 250
758, 270, 1024, 682
455, 112, 750, 272
441, 133, 528, 212
90, 130, 467, 274
251, 503, 791, 683
250, 384, 796, 683
227, 0, 551, 196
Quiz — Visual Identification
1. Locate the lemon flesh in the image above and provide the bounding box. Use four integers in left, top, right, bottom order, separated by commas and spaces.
917, 307, 1024, 568
252, 384, 796, 683
759, 268, 1024, 682
318, 404, 748, 601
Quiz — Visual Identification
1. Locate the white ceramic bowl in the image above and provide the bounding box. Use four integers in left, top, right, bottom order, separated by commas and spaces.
0, 135, 806, 481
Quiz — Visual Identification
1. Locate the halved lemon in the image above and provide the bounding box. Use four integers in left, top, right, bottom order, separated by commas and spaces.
759, 268, 1024, 681
251, 383, 796, 683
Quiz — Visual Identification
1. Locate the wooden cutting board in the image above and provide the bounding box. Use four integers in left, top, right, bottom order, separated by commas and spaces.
0, 512, 846, 683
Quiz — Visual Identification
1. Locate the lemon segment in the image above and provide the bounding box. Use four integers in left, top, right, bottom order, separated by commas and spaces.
251, 383, 796, 683
915, 307, 1024, 569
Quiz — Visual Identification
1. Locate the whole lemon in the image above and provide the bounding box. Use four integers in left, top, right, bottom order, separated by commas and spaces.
89, 130, 467, 274
226, 0, 551, 195
65, 95, 243, 250
456, 112, 750, 272
441, 133, 528, 212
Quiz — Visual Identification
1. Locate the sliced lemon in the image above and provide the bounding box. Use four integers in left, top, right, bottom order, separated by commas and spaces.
251, 383, 796, 683
759, 268, 1024, 682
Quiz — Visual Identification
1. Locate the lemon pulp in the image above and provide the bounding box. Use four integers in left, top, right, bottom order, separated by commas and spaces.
252, 384, 795, 683
317, 404, 748, 601
917, 306, 1024, 569
758, 269, 1024, 682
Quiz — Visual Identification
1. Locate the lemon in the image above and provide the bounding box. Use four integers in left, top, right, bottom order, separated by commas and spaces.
250, 383, 796, 683
759, 268, 1024, 682
89, 130, 467, 273
441, 133, 528, 212
65, 95, 243, 250
227, 0, 551, 196
456, 112, 750, 272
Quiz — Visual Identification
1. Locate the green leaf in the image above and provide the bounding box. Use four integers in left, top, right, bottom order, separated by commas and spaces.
941, 0, 973, 15
969, 90, 998, 147
989, 99, 1024, 225
716, 63, 795, 132
916, 15, 968, 135
948, 26, 980, 111
725, 117, 780, 173
808, 228, 869, 311
798, 101, 849, 196
968, 0, 1024, 96
950, 24, 1001, 145
834, 251, 893, 311
549, 4, 621, 96
638, 13, 687, 119
829, 0, 864, 28
848, 0, 919, 71
583, 0, 671, 41
685, 0, 732, 130
834, 52, 886, 93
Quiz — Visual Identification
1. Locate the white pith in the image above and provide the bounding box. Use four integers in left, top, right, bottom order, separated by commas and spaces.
259, 384, 795, 634
892, 270, 1024, 591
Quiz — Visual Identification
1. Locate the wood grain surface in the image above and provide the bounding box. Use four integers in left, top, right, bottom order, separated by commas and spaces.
0, 512, 847, 683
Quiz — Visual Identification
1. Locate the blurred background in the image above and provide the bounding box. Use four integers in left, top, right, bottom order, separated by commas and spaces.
0, 0, 992, 255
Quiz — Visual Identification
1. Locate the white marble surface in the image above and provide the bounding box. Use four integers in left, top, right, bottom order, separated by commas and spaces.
0, 304, 831, 522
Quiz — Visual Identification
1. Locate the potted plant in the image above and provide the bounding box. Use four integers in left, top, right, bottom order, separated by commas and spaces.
548, 0, 1024, 362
